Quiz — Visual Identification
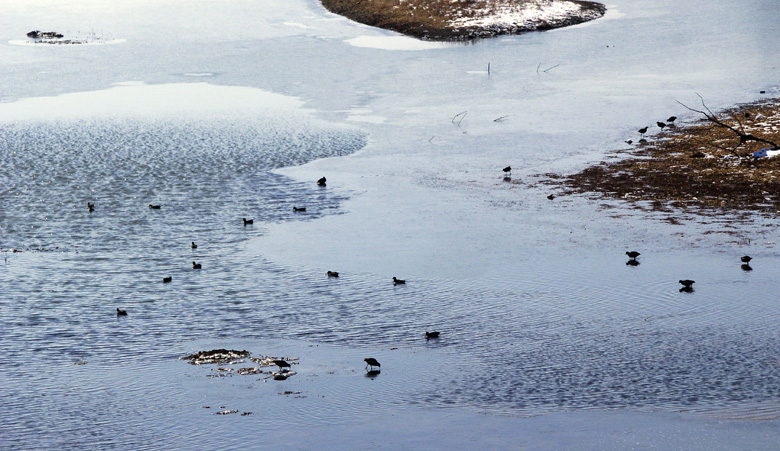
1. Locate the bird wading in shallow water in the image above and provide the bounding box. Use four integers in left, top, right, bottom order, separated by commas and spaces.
116, 308, 127, 316
393, 277, 405, 285
741, 255, 752, 263
679, 279, 695, 292
192, 262, 202, 269
242, 218, 253, 226
364, 358, 380, 371
191, 242, 197, 249
272, 359, 290, 372
626, 251, 640, 260
327, 271, 339, 277
638, 126, 648, 139
502, 166, 511, 177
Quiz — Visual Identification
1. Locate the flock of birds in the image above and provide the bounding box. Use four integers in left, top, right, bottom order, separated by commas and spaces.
101, 174, 438, 375
626, 115, 677, 145
624, 251, 755, 292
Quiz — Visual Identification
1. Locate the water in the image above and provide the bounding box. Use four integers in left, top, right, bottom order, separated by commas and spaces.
2, 0, 780, 448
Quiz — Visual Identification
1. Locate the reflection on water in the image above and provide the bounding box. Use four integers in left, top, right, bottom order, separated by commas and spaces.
3, 117, 780, 448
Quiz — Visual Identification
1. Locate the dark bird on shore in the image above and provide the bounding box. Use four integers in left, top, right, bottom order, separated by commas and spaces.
272, 359, 290, 371
425, 331, 440, 340
149, 204, 161, 209
502, 166, 512, 177
293, 207, 306, 212
163, 276, 172, 283
626, 251, 640, 260
547, 194, 556, 200
657, 121, 666, 130
87, 202, 95, 212
667, 116, 677, 123
327, 271, 339, 277
242, 218, 253, 225
393, 277, 406, 285
317, 177, 327, 186
638, 126, 648, 138
364, 358, 380, 371
741, 264, 753, 271
192, 261, 202, 269
116, 308, 127, 316
741, 255, 752, 263
191, 242, 197, 249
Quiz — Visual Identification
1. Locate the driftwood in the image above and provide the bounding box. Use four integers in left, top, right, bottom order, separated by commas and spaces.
678, 94, 780, 156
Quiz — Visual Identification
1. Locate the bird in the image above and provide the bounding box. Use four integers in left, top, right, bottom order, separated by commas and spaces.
191, 242, 197, 249
741, 255, 752, 263
149, 204, 161, 209
625, 139, 633, 145
547, 194, 556, 200
293, 207, 306, 212
272, 359, 290, 372
502, 166, 512, 177
327, 271, 339, 277
317, 177, 327, 186
638, 126, 648, 138
678, 280, 695, 292
242, 218, 253, 225
364, 358, 380, 371
163, 276, 172, 283
393, 277, 406, 285
667, 116, 677, 123
116, 308, 127, 316
625, 251, 640, 260
87, 202, 95, 212
657, 121, 666, 130
425, 331, 440, 340
192, 261, 202, 269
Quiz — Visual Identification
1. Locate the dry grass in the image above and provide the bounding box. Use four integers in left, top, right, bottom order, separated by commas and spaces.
321, 0, 605, 41
553, 98, 780, 216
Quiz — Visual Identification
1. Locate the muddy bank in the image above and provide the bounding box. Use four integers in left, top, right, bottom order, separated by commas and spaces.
550, 97, 780, 216
321, 0, 605, 41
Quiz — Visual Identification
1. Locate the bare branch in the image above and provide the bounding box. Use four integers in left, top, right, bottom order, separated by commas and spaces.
677, 97, 780, 152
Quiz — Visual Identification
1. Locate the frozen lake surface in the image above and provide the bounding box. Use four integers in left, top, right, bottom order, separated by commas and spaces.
2, 0, 780, 449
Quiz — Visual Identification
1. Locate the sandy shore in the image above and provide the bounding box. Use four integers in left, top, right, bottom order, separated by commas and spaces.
320, 0, 606, 41
553, 96, 780, 217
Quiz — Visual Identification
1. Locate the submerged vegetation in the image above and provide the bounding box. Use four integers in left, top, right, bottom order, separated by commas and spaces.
321, 0, 605, 41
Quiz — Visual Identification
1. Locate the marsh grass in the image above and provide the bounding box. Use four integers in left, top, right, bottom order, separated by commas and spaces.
556, 98, 780, 215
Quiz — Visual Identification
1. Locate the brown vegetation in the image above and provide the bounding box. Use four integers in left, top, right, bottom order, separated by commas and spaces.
553, 97, 780, 215
321, 0, 605, 41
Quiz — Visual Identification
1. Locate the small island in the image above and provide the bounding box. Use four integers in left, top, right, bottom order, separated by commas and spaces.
553, 96, 780, 216
321, 0, 606, 41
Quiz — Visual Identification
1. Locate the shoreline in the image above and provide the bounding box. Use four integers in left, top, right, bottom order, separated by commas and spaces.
551, 96, 780, 217
320, 0, 606, 41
